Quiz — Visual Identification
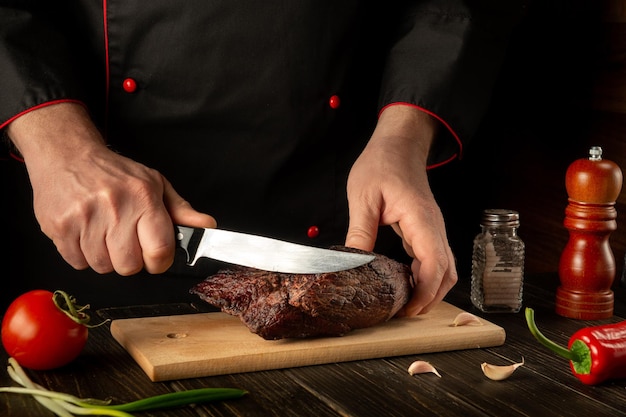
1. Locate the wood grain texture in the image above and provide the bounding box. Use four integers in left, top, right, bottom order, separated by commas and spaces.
3, 277, 626, 417
110, 302, 505, 381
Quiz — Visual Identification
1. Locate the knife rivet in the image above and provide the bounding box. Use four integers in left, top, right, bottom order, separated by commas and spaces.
307, 225, 320, 239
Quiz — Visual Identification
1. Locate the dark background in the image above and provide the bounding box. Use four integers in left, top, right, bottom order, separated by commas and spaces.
432, 0, 626, 280
3, 1, 625, 311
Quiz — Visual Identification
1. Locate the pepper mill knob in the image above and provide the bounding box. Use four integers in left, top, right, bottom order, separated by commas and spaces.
556, 146, 623, 319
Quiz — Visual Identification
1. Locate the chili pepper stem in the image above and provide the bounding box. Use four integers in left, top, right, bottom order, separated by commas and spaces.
524, 308, 580, 362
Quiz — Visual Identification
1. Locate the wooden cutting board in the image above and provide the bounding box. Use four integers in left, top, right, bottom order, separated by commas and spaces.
110, 302, 505, 381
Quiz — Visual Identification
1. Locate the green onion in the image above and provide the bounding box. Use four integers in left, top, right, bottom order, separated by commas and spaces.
101, 388, 247, 412
1, 357, 247, 416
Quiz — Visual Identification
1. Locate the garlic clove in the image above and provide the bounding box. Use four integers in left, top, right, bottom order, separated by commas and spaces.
452, 312, 483, 327
481, 358, 524, 381
408, 360, 442, 378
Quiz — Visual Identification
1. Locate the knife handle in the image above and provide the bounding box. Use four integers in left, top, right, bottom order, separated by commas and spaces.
175, 226, 203, 266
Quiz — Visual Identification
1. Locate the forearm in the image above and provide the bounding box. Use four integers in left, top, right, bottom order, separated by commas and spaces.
6, 103, 106, 166
368, 104, 438, 167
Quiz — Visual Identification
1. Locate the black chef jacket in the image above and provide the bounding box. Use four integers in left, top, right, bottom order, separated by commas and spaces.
0, 1, 526, 309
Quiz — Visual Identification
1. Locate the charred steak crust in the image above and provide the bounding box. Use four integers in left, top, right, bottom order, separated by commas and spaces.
189, 246, 412, 340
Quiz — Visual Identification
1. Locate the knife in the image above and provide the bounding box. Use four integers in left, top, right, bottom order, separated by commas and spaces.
175, 226, 375, 274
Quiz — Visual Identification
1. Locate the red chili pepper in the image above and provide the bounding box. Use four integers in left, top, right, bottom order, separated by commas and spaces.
525, 307, 626, 385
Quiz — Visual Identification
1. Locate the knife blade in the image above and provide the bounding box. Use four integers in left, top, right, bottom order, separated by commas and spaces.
175, 226, 375, 274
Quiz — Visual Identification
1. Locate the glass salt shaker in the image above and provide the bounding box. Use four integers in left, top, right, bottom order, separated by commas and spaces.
471, 209, 525, 313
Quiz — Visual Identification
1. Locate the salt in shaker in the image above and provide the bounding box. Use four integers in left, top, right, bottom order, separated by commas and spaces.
471, 209, 525, 313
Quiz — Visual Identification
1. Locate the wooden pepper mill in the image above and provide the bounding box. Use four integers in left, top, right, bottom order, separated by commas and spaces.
556, 146, 623, 319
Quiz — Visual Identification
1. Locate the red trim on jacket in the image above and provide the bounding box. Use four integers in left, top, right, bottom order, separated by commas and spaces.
103, 0, 110, 139
9, 152, 24, 163
378, 102, 462, 169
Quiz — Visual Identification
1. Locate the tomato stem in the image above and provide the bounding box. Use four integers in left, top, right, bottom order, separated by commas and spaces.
52, 290, 109, 328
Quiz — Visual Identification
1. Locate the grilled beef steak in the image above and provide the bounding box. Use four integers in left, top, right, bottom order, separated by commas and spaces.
189, 246, 412, 339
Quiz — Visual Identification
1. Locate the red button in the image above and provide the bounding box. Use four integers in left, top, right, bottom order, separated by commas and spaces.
122, 78, 137, 93
307, 226, 320, 239
329, 95, 341, 109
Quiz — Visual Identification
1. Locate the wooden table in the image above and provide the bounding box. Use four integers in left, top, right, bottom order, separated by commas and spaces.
2, 273, 626, 417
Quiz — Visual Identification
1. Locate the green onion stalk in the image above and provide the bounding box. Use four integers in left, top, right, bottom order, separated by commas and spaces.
0, 357, 247, 416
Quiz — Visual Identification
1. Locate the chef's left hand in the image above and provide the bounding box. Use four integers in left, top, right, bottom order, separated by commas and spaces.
344, 105, 458, 316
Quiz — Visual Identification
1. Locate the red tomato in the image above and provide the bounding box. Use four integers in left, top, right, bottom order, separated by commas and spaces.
1, 290, 88, 370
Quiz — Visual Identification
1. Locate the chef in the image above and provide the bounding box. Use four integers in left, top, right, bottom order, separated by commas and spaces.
0, 1, 526, 312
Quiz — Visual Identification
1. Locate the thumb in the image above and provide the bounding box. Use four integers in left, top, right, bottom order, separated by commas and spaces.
345, 206, 379, 252
162, 177, 217, 229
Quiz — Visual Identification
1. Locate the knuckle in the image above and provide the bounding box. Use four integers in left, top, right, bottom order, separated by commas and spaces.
143, 245, 175, 274
116, 263, 143, 276
347, 226, 371, 241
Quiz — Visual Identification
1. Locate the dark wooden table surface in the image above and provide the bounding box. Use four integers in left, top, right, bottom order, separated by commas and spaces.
2, 273, 626, 417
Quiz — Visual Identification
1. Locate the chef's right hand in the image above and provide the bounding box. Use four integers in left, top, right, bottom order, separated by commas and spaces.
7, 102, 216, 275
